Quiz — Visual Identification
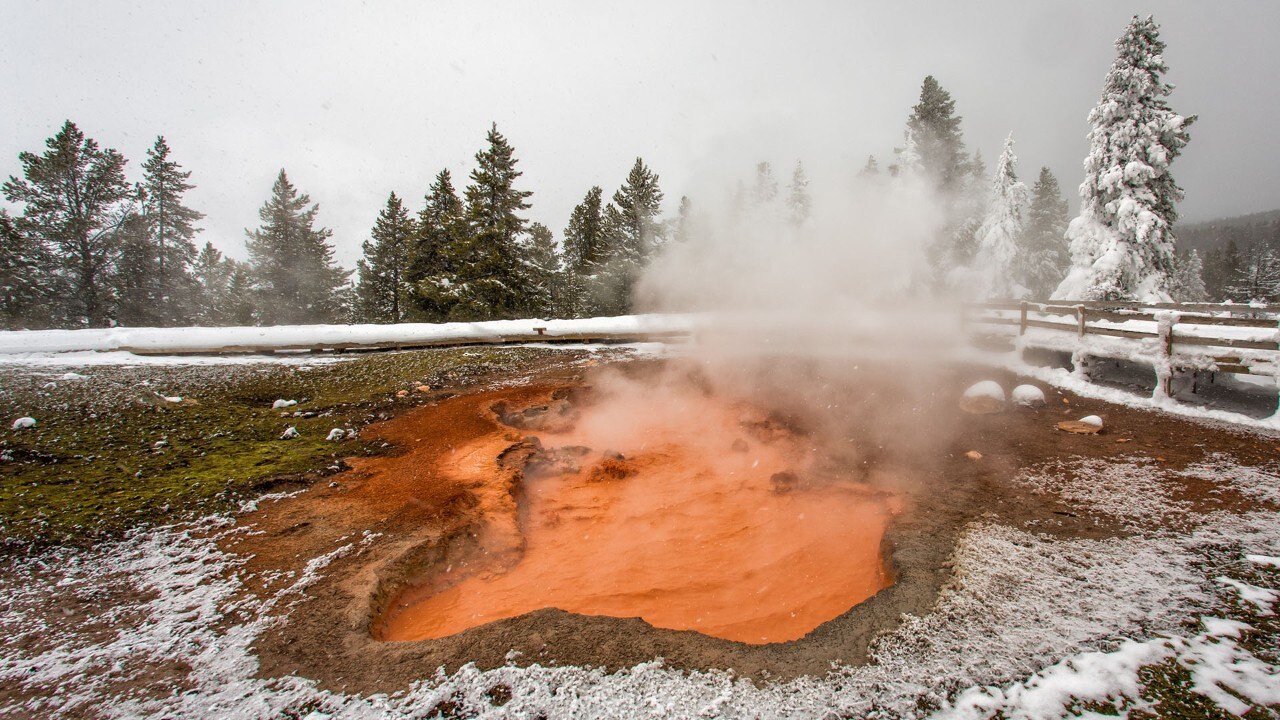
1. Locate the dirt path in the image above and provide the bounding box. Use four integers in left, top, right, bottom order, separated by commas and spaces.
226, 357, 1279, 696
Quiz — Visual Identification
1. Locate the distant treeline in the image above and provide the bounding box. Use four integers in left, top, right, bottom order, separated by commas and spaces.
1177, 212, 1280, 302
0, 121, 678, 329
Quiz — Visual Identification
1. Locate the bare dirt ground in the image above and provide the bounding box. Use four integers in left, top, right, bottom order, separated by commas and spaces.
224, 355, 1279, 697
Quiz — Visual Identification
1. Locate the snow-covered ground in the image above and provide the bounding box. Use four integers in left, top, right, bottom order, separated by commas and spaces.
2, 458, 1276, 719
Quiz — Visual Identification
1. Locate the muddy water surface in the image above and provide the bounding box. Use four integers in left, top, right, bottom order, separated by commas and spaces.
377, 376, 897, 645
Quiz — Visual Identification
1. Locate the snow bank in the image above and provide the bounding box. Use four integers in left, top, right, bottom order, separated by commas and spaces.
0, 314, 700, 356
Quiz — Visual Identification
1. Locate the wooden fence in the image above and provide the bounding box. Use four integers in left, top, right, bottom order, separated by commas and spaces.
964, 300, 1280, 382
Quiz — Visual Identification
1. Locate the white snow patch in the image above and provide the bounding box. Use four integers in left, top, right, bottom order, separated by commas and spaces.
279, 426, 299, 440
325, 428, 344, 442
1077, 414, 1103, 428
10, 416, 36, 430
963, 380, 1005, 403
1010, 384, 1046, 407
1247, 554, 1280, 569
272, 399, 297, 409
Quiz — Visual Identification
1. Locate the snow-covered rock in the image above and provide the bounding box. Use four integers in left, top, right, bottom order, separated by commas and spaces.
11, 416, 36, 430
1012, 384, 1046, 407
960, 380, 1006, 414
280, 426, 299, 440
272, 399, 297, 409
1079, 415, 1104, 428
326, 428, 344, 442
154, 392, 182, 403
60, 372, 88, 381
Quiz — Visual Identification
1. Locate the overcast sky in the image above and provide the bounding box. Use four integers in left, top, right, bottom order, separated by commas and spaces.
2, 1, 1276, 268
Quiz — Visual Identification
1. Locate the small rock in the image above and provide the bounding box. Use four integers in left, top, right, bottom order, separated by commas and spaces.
326, 428, 345, 441
60, 372, 88, 381
416, 385, 431, 393
396, 389, 409, 398
965, 450, 983, 460
1078, 415, 1103, 428
11, 416, 36, 430
280, 426, 300, 440
272, 399, 297, 409
603, 449, 625, 461
328, 481, 339, 489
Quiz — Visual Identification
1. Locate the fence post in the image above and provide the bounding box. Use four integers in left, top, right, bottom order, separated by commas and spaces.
1158, 313, 1176, 397
1075, 304, 1086, 338
1019, 301, 1028, 336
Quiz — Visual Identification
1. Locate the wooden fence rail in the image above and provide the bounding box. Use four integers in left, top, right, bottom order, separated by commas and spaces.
964, 300, 1280, 388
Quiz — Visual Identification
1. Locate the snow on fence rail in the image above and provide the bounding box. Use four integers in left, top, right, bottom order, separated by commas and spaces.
964, 300, 1280, 391
0, 314, 699, 357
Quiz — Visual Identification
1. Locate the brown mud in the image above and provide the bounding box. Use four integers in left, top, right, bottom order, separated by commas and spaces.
224, 358, 1280, 695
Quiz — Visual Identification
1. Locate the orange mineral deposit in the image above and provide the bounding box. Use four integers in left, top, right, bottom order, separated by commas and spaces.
375, 376, 897, 645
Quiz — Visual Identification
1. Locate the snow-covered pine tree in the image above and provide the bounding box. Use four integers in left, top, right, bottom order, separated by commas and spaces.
0, 209, 54, 328
3, 121, 134, 327
453, 124, 534, 320
245, 170, 350, 325
906, 76, 967, 191
562, 186, 606, 317
355, 192, 414, 324
1052, 15, 1195, 302
1170, 249, 1208, 301
406, 169, 466, 321
1226, 246, 1280, 303
948, 151, 990, 269
891, 129, 923, 179
1020, 168, 1070, 297
787, 161, 811, 228
141, 136, 203, 325
971, 134, 1030, 299
600, 157, 664, 315
858, 155, 880, 178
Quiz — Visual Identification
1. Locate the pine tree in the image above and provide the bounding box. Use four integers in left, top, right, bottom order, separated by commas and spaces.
600, 158, 664, 314
140, 136, 203, 324
905, 76, 967, 191
406, 169, 466, 321
192, 241, 231, 324
1170, 249, 1208, 301
224, 260, 257, 325
245, 170, 350, 325
1053, 15, 1195, 302
3, 121, 134, 327
522, 222, 562, 317
452, 124, 533, 320
0, 209, 53, 328
563, 186, 606, 317
673, 195, 694, 244
971, 134, 1030, 299
752, 162, 778, 205
891, 129, 923, 179
355, 192, 414, 323
787, 161, 811, 228
114, 210, 163, 326
858, 155, 880, 177
1021, 167, 1071, 297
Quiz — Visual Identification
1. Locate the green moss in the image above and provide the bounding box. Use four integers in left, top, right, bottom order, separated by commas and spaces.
0, 345, 578, 550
